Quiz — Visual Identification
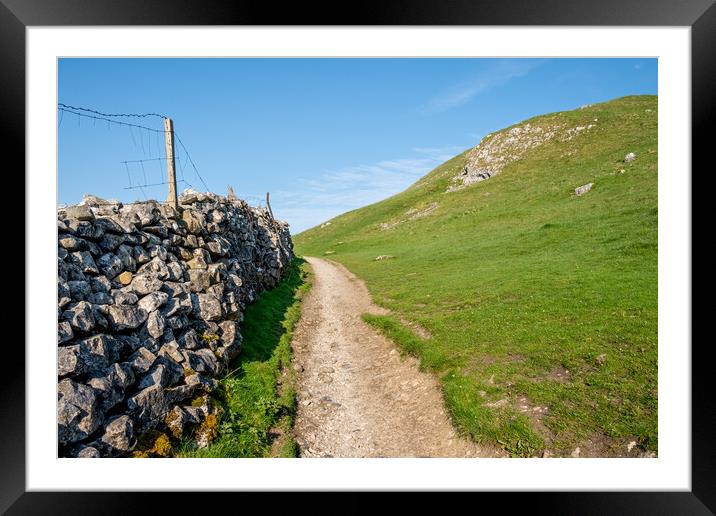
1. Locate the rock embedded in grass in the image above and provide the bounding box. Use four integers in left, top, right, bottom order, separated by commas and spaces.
574, 183, 593, 196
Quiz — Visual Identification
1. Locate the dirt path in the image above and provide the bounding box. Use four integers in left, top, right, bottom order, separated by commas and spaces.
292, 257, 502, 458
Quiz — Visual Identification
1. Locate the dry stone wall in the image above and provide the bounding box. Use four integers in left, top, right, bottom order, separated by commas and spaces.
57, 189, 293, 457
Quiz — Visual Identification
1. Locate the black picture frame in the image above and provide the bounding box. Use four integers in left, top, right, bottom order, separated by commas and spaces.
3, 0, 712, 512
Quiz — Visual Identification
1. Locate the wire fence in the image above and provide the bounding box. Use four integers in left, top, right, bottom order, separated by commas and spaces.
58, 103, 167, 119
58, 103, 264, 208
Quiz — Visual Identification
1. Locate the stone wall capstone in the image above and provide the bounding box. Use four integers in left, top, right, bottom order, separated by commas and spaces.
57, 189, 293, 457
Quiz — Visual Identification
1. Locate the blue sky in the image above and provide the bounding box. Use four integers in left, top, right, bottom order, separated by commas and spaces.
58, 58, 657, 233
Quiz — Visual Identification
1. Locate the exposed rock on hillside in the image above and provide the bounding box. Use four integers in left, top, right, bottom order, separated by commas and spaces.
57, 190, 293, 457
448, 120, 597, 192
379, 202, 439, 231
574, 183, 594, 196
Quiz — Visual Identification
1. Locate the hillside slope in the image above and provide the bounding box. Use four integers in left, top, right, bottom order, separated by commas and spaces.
294, 95, 657, 457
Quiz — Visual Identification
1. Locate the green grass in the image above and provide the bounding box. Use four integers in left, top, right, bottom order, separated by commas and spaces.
177, 258, 310, 457
295, 96, 658, 457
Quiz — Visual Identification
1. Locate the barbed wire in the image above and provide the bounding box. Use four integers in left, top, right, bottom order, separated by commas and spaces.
174, 131, 210, 192
124, 179, 188, 190
57, 103, 233, 207
58, 107, 164, 133
58, 103, 166, 119
121, 157, 185, 188
120, 156, 182, 164
177, 151, 187, 182
138, 185, 149, 201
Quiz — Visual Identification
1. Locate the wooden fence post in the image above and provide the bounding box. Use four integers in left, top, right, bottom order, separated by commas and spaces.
266, 191, 275, 220
164, 117, 178, 210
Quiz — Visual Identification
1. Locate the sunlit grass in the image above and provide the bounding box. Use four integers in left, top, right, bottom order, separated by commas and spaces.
296, 96, 658, 456
177, 258, 310, 457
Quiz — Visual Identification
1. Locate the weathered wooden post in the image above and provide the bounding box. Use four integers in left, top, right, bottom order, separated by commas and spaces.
164, 117, 178, 210
266, 191, 275, 220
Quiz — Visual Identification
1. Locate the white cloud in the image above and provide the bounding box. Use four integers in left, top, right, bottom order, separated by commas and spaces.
421, 59, 545, 114
269, 146, 466, 233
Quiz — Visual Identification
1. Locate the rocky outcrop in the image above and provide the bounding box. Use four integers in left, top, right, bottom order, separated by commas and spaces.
448, 119, 598, 192
57, 189, 293, 457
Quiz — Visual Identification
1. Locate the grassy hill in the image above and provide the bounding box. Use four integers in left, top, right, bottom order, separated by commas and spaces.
294, 95, 657, 457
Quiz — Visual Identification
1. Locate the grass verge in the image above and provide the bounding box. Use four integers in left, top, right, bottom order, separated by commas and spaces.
176, 257, 310, 457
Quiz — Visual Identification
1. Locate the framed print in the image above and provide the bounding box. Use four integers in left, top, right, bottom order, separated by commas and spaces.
3, 0, 713, 512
